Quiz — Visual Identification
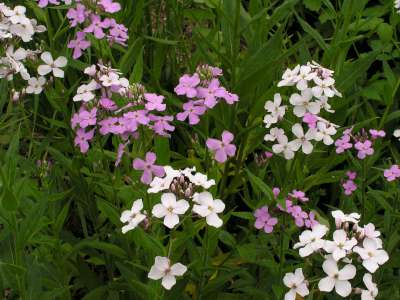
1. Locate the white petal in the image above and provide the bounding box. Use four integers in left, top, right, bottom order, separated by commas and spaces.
299, 244, 314, 257
120, 210, 132, 223
164, 213, 179, 229
296, 283, 309, 297
161, 193, 177, 207
363, 259, 378, 273
173, 200, 189, 214
302, 140, 313, 154
335, 280, 352, 297
161, 274, 176, 290
213, 199, 225, 213
284, 289, 296, 300
41, 51, 53, 64
206, 213, 223, 228
52, 68, 64, 78
292, 123, 304, 138
148, 266, 164, 280
152, 204, 167, 218
193, 204, 209, 217
318, 276, 335, 292
333, 229, 347, 243
37, 65, 52, 76
338, 264, 356, 280
132, 199, 143, 213
170, 263, 187, 276
54, 56, 67, 67
322, 258, 338, 276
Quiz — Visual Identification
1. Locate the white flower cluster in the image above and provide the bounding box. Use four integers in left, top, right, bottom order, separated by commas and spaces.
395, 0, 400, 13
264, 62, 342, 159
284, 210, 388, 299
0, 3, 67, 100
120, 166, 224, 290
393, 128, 400, 141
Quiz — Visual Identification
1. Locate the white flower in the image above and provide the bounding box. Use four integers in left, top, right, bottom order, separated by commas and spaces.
294, 65, 315, 90
312, 77, 336, 98
353, 238, 389, 273
361, 273, 378, 300
184, 171, 215, 189
291, 123, 316, 154
278, 65, 300, 87
38, 52, 67, 78
272, 135, 297, 160
147, 166, 180, 194
148, 256, 187, 290
3, 5, 29, 25
25, 76, 46, 94
317, 96, 335, 113
152, 193, 189, 229
99, 72, 121, 87
289, 89, 321, 117
393, 129, 400, 140
120, 199, 146, 234
360, 223, 381, 240
294, 224, 328, 257
9, 22, 34, 42
264, 127, 285, 142
331, 210, 360, 227
283, 268, 309, 300
318, 258, 356, 297
192, 191, 225, 228
315, 121, 337, 145
264, 93, 286, 120
6, 46, 27, 61
324, 229, 358, 261
73, 80, 98, 102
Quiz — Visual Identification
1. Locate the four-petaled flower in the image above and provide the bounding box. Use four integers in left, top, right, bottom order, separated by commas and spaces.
192, 191, 225, 228
120, 199, 146, 233
152, 193, 189, 229
294, 224, 328, 257
323, 229, 357, 261
148, 256, 187, 290
283, 268, 309, 300
38, 51, 67, 78
353, 238, 389, 273
206, 130, 236, 163
133, 152, 165, 184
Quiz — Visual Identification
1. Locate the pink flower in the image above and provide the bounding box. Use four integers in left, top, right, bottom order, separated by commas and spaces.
305, 212, 319, 228
74, 128, 95, 153
290, 190, 309, 202
67, 4, 87, 27
115, 141, 129, 167
133, 152, 165, 184
150, 115, 175, 136
122, 110, 150, 132
291, 205, 308, 227
144, 93, 166, 112
206, 130, 236, 163
346, 171, 357, 180
272, 187, 280, 198
68, 31, 91, 59
174, 74, 200, 98
369, 129, 386, 139
38, 0, 60, 7
197, 79, 227, 108
99, 97, 118, 111
277, 199, 293, 212
84, 14, 110, 39
254, 206, 278, 233
335, 134, 352, 154
264, 151, 273, 158
176, 100, 207, 125
108, 20, 128, 45
303, 113, 318, 128
222, 92, 239, 104
99, 0, 121, 13
354, 140, 374, 159
384, 165, 400, 182
342, 180, 357, 195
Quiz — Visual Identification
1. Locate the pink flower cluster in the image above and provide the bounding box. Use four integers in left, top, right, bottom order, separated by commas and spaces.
175, 65, 238, 125
206, 130, 236, 163
71, 63, 175, 158
38, 0, 127, 59
383, 165, 400, 182
335, 128, 384, 159
342, 171, 357, 196
254, 188, 318, 234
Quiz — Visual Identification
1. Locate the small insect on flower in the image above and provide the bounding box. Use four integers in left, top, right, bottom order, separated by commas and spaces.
148, 256, 187, 290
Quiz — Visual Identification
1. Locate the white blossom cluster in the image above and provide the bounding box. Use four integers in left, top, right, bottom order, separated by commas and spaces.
284, 210, 388, 299
0, 3, 67, 100
120, 166, 224, 289
264, 61, 342, 159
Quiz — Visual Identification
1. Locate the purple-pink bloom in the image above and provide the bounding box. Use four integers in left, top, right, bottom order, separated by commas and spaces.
68, 31, 91, 59
132, 152, 165, 184
346, 171, 357, 180
222, 92, 239, 105
305, 212, 319, 228
176, 100, 207, 125
67, 4, 87, 27
272, 187, 280, 198
84, 14, 110, 39
115, 141, 129, 167
174, 73, 200, 98
108, 20, 128, 45
290, 190, 309, 202
369, 129, 386, 139
74, 128, 95, 153
206, 130, 236, 163
122, 110, 150, 132
197, 79, 227, 108
144, 93, 166, 112
384, 165, 400, 182
354, 140, 374, 159
38, 0, 60, 7
335, 134, 352, 154
99, 0, 121, 13
342, 180, 357, 195
277, 199, 293, 212
303, 113, 318, 128
290, 205, 308, 227
254, 206, 278, 233
149, 115, 175, 136
99, 97, 118, 111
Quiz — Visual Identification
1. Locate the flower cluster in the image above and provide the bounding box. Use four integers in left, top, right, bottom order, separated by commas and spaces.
264, 61, 342, 159
342, 171, 357, 195
285, 210, 388, 299
383, 164, 400, 182
254, 188, 318, 234
38, 0, 127, 59
71, 63, 174, 155
120, 165, 224, 289
175, 65, 239, 125
335, 128, 385, 159
0, 3, 67, 100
